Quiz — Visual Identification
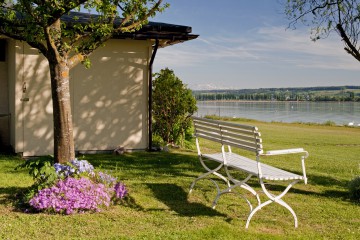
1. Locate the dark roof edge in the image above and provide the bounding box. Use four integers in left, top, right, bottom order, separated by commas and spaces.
63, 12, 199, 46
113, 32, 199, 48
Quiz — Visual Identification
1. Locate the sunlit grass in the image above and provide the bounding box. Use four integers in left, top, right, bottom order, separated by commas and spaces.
1, 120, 360, 239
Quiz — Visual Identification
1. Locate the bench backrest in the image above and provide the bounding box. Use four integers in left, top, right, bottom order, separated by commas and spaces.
192, 116, 263, 154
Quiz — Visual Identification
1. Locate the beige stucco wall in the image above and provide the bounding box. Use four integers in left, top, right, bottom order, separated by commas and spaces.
11, 39, 151, 156
71, 39, 151, 152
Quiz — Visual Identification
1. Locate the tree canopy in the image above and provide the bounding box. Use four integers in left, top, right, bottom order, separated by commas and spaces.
0, 0, 168, 163
0, 0, 167, 66
284, 0, 360, 62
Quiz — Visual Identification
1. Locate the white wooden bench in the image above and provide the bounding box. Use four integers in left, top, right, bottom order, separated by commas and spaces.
189, 116, 309, 228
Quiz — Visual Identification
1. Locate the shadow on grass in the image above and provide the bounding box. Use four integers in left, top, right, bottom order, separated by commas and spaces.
84, 151, 203, 181
261, 166, 349, 189
0, 186, 28, 210
84, 152, 352, 201
121, 195, 145, 211
260, 178, 349, 200
1, 151, 357, 214
146, 183, 226, 217
307, 173, 348, 188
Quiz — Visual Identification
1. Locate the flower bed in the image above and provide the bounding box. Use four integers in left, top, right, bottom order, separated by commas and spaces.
17, 158, 127, 214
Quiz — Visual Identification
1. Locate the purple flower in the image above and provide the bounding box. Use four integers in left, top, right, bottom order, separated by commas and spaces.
114, 182, 127, 199
54, 160, 94, 178
28, 159, 128, 215
98, 172, 117, 186
29, 177, 111, 214
54, 163, 76, 178
70, 159, 94, 174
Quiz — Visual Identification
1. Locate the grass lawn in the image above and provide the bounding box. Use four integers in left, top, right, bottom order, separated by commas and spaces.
0, 119, 360, 239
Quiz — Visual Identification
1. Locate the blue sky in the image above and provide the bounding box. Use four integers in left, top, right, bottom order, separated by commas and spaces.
150, 0, 360, 90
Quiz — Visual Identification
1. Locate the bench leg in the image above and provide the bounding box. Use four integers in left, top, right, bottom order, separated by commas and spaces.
229, 174, 261, 206
212, 190, 253, 211
245, 179, 300, 229
189, 172, 227, 194
212, 182, 256, 212
189, 163, 230, 194
224, 169, 262, 206
212, 174, 261, 212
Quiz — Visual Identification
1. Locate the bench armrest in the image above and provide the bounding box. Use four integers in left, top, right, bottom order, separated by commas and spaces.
260, 148, 309, 184
261, 148, 308, 156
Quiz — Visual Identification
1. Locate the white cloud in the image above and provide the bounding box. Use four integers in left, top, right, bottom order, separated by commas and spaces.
252, 26, 359, 69
155, 25, 360, 71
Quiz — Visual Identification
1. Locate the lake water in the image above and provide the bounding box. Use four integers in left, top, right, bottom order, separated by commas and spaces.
195, 101, 360, 126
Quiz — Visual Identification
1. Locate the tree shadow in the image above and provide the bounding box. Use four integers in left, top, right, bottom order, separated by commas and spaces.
85, 151, 202, 180
146, 183, 226, 217
307, 173, 348, 188
0, 186, 29, 211
86, 152, 354, 202
258, 175, 350, 201
121, 195, 145, 211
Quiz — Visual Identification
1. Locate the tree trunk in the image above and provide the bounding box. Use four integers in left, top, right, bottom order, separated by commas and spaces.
48, 57, 75, 163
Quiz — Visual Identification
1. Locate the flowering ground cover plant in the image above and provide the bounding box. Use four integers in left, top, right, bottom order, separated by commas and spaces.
16, 158, 127, 214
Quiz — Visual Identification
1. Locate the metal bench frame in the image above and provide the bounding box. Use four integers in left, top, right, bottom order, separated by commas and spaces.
189, 116, 309, 228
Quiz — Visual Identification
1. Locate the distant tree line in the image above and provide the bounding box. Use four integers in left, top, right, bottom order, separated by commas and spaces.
193, 86, 360, 102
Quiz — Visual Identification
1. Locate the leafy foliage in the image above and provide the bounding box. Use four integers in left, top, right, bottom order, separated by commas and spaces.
152, 68, 197, 146
15, 157, 58, 202
284, 0, 360, 62
0, 0, 168, 61
348, 176, 360, 202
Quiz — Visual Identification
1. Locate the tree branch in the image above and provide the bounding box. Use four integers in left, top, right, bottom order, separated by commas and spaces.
46, 0, 88, 25
116, 0, 163, 32
68, 53, 85, 68
287, 0, 341, 28
336, 23, 360, 61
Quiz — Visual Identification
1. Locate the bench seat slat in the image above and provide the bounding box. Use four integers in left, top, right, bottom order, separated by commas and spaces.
202, 153, 225, 164
203, 153, 303, 181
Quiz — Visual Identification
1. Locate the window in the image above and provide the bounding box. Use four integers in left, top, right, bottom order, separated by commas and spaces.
0, 39, 6, 62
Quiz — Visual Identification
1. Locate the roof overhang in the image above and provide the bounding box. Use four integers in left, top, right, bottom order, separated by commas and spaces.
63, 12, 199, 48
1, 11, 199, 48
113, 32, 199, 48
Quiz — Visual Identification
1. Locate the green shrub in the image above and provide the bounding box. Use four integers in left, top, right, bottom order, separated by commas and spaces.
152, 134, 165, 148
15, 157, 57, 204
348, 176, 360, 202
152, 68, 197, 146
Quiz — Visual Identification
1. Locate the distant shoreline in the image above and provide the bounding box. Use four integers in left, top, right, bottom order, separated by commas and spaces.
193, 86, 360, 102
195, 101, 360, 126
196, 100, 359, 103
